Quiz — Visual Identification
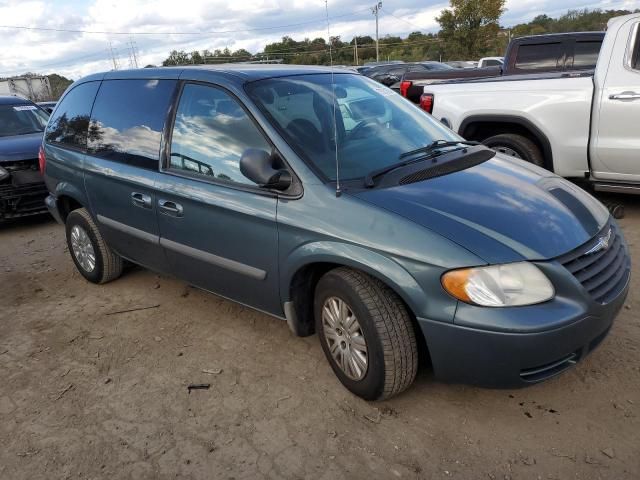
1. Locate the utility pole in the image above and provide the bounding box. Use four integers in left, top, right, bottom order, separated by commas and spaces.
108, 41, 120, 70
129, 36, 139, 68
371, 2, 382, 62
354, 37, 359, 65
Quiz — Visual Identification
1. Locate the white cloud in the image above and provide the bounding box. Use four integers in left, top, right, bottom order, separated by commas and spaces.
0, 0, 638, 79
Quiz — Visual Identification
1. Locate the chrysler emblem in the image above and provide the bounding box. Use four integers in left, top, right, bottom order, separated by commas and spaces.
585, 228, 613, 255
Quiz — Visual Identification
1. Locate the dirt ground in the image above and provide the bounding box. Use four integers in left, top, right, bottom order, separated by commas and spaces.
1, 194, 639, 480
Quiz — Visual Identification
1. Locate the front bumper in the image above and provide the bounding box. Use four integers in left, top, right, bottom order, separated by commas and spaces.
0, 171, 48, 220
418, 275, 629, 388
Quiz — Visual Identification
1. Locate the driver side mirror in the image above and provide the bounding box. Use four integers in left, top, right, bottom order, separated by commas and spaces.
240, 149, 292, 191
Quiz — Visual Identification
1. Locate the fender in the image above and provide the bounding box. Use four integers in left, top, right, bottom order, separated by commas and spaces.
281, 241, 429, 320
458, 114, 554, 171
54, 181, 88, 209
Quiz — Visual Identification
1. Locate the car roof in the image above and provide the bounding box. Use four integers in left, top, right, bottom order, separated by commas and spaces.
77, 64, 354, 86
0, 96, 33, 105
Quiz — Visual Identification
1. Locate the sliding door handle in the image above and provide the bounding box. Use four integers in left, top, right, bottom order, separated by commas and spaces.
158, 199, 184, 217
131, 192, 152, 209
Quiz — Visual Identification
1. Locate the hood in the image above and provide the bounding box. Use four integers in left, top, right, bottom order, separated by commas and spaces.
352, 155, 609, 263
0, 132, 43, 163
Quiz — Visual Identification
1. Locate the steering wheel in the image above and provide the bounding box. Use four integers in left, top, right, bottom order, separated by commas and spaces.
347, 120, 380, 141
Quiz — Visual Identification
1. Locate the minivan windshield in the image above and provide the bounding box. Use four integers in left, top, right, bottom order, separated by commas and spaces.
0, 104, 49, 137
246, 73, 460, 181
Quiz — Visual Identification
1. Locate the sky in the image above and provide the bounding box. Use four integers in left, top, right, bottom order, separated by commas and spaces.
0, 0, 638, 79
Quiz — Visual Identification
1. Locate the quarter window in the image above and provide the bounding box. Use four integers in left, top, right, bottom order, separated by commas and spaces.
45, 81, 99, 149
88, 79, 176, 169
571, 41, 602, 70
169, 83, 271, 185
514, 42, 563, 71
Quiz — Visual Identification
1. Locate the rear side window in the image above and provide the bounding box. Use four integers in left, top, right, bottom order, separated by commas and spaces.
514, 42, 563, 71
168, 83, 271, 185
45, 81, 99, 149
571, 41, 602, 70
88, 79, 176, 169
484, 59, 502, 67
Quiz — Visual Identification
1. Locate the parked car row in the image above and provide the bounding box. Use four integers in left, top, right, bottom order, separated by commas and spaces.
396, 30, 606, 103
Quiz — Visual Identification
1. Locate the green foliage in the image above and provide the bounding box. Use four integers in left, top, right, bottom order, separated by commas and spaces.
436, 0, 506, 60
47, 73, 73, 100
158, 7, 638, 66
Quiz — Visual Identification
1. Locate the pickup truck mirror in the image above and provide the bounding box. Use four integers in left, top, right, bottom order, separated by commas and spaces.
240, 149, 292, 191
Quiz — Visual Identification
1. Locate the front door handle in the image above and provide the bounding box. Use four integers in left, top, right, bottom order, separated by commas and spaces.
609, 91, 640, 101
131, 192, 152, 209
158, 199, 184, 217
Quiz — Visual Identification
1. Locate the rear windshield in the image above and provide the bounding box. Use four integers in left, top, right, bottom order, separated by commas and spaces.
0, 104, 49, 137
246, 74, 458, 181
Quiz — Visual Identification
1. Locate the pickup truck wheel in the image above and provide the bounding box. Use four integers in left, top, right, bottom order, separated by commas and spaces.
315, 267, 418, 400
65, 208, 123, 284
483, 133, 544, 167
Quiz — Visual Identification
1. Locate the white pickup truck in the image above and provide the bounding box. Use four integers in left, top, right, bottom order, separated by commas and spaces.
420, 13, 640, 194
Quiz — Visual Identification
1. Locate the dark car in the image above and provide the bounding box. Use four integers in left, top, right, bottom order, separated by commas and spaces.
364, 62, 452, 86
43, 66, 629, 400
38, 101, 58, 114
0, 96, 50, 221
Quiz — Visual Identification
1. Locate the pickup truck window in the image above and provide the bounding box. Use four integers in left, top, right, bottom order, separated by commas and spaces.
247, 73, 458, 181
169, 83, 271, 185
571, 41, 601, 70
515, 42, 563, 71
88, 79, 177, 170
45, 81, 99, 149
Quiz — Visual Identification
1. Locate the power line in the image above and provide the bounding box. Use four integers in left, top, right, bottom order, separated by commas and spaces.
0, 7, 371, 36
381, 10, 427, 31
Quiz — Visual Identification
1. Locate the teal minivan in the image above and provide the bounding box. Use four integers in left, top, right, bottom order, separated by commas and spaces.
43, 65, 630, 400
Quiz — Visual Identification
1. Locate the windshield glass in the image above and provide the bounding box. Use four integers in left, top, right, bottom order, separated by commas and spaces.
0, 104, 49, 137
246, 73, 460, 181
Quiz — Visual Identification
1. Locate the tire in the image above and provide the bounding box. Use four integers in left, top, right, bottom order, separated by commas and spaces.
483, 133, 544, 167
315, 267, 418, 400
65, 208, 123, 284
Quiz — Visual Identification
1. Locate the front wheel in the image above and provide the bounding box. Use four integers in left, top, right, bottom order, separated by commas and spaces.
315, 268, 418, 400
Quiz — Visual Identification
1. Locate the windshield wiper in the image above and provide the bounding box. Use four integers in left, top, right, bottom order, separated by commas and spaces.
398, 140, 479, 159
363, 140, 478, 187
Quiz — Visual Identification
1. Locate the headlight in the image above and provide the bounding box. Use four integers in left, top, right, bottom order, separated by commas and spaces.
0, 166, 9, 182
441, 262, 554, 307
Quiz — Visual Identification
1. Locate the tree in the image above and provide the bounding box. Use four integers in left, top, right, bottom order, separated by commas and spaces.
436, 0, 506, 60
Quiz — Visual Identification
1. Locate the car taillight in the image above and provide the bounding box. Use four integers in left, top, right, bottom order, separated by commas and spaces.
419, 93, 434, 114
400, 80, 412, 98
38, 145, 46, 174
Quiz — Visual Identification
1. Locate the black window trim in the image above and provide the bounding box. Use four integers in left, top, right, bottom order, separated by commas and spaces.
161, 79, 302, 199
44, 80, 102, 154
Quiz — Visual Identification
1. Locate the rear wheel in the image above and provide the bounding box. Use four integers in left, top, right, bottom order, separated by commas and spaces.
65, 208, 123, 284
315, 267, 418, 400
483, 133, 544, 167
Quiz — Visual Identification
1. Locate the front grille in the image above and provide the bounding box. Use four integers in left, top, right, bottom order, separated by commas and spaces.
0, 160, 47, 218
557, 221, 630, 304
